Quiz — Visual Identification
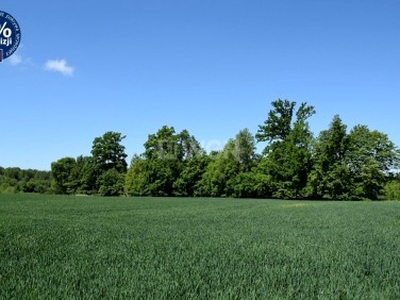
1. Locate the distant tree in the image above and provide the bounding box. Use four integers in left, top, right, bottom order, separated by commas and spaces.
51, 132, 128, 196
175, 129, 205, 161
308, 116, 400, 200
234, 128, 259, 172
91, 131, 128, 173
126, 125, 207, 197
51, 157, 76, 194
347, 125, 400, 200
91, 131, 128, 196
384, 180, 400, 200
4, 167, 22, 182
19, 169, 52, 194
196, 129, 259, 197
256, 100, 316, 199
174, 154, 209, 197
0, 167, 52, 194
98, 168, 125, 197
70, 156, 100, 195
173, 129, 208, 197
125, 155, 149, 196
143, 126, 179, 161
141, 126, 183, 196
196, 151, 235, 197
256, 99, 296, 145
229, 171, 271, 198
307, 115, 351, 200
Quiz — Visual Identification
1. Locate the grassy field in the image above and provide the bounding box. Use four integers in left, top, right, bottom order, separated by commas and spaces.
1, 194, 400, 299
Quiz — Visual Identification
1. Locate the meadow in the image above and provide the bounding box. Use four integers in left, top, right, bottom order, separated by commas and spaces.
1, 194, 400, 299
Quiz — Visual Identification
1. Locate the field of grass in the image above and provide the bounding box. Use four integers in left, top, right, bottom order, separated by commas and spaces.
1, 194, 400, 299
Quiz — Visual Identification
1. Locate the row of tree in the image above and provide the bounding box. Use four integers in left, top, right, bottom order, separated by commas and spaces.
50, 132, 128, 196
48, 100, 400, 200
0, 167, 51, 193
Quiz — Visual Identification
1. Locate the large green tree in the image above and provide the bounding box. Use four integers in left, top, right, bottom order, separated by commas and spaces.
0, 167, 52, 194
124, 155, 149, 196
308, 115, 351, 199
142, 126, 184, 196
51, 157, 76, 194
173, 154, 209, 197
196, 145, 239, 197
91, 131, 128, 173
71, 156, 100, 195
308, 116, 399, 200
256, 100, 316, 199
196, 129, 259, 197
125, 126, 206, 197
347, 125, 400, 199
91, 131, 128, 196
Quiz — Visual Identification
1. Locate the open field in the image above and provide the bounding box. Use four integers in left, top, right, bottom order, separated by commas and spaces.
1, 194, 400, 299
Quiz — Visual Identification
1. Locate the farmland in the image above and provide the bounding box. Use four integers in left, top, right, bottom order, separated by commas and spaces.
1, 194, 400, 299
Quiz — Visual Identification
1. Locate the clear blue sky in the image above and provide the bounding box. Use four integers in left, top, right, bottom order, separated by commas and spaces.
1, 0, 400, 170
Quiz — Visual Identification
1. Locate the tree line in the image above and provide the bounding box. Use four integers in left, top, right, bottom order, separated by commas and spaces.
2, 100, 400, 200
0, 167, 51, 193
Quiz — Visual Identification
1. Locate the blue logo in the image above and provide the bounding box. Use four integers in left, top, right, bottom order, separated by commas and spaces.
0, 11, 21, 63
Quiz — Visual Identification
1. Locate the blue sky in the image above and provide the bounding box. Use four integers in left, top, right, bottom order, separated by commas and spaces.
1, 0, 400, 170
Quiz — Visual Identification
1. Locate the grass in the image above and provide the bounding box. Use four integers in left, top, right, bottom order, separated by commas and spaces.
1, 194, 400, 299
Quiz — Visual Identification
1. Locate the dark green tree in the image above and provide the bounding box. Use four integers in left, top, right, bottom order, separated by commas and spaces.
256, 99, 296, 145
256, 100, 316, 199
98, 168, 125, 196
308, 115, 352, 199
173, 154, 209, 197
347, 125, 400, 199
0, 167, 52, 194
197, 129, 259, 197
125, 155, 149, 196
233, 128, 259, 172
91, 131, 128, 173
142, 126, 183, 196
143, 126, 179, 161
384, 180, 400, 200
126, 126, 206, 197
71, 156, 100, 195
51, 157, 76, 194
91, 131, 128, 196
309, 117, 400, 200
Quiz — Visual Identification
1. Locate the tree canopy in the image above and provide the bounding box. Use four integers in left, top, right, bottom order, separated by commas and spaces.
5, 99, 392, 200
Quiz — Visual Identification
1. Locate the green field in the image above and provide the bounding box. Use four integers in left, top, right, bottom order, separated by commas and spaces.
1, 194, 400, 299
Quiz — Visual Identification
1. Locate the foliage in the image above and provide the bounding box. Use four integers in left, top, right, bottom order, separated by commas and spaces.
384, 180, 400, 200
173, 155, 209, 197
347, 125, 400, 200
2, 194, 400, 298
124, 155, 149, 196
196, 129, 259, 197
126, 126, 206, 197
98, 169, 125, 197
229, 171, 271, 198
256, 99, 316, 199
308, 116, 400, 200
8, 99, 400, 200
308, 115, 351, 199
0, 167, 52, 194
72, 156, 100, 195
91, 131, 128, 173
50, 131, 128, 196
51, 157, 76, 194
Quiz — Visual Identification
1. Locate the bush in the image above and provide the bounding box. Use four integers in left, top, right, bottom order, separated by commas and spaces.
384, 181, 400, 200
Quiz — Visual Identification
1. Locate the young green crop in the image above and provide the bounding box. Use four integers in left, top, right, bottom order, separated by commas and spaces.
1, 194, 400, 299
